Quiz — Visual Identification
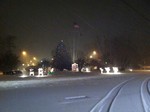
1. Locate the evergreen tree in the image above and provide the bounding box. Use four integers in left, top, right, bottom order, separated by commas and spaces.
0, 51, 19, 72
0, 36, 20, 72
53, 40, 72, 71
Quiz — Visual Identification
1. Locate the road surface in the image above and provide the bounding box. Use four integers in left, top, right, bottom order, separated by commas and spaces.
0, 72, 150, 112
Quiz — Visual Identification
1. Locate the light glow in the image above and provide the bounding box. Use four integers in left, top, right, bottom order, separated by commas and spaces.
51, 68, 54, 72
22, 51, 27, 56
105, 67, 111, 74
19, 74, 28, 78
101, 72, 122, 75
32, 63, 35, 66
129, 69, 133, 72
99, 68, 104, 74
86, 68, 91, 72
35, 75, 48, 77
99, 67, 121, 75
93, 51, 97, 55
94, 66, 97, 70
33, 57, 37, 61
113, 67, 119, 74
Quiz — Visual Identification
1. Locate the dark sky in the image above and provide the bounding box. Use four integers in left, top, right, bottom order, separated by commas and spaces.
0, 0, 150, 60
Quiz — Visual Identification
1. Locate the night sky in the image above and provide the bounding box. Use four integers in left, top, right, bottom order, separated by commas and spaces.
0, 0, 150, 60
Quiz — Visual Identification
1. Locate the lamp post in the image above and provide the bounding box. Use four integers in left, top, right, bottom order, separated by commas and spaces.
89, 51, 99, 71
21, 51, 38, 66
21, 51, 28, 66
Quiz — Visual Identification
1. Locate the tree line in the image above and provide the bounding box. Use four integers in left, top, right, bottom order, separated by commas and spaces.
0, 36, 19, 72
97, 35, 150, 70
0, 34, 149, 73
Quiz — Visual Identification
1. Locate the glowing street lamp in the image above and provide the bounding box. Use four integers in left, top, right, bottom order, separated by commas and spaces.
33, 57, 37, 61
22, 51, 27, 56
93, 51, 97, 55
21, 51, 28, 67
89, 51, 97, 59
90, 55, 93, 59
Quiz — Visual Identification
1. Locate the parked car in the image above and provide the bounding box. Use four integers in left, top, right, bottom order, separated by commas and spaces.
4, 70, 23, 75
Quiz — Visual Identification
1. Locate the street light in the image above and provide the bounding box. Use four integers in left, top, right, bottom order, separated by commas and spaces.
89, 51, 97, 59
90, 55, 93, 59
22, 51, 27, 56
93, 51, 97, 55
33, 57, 37, 61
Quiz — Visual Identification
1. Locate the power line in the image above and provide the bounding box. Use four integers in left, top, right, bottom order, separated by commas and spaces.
121, 0, 150, 24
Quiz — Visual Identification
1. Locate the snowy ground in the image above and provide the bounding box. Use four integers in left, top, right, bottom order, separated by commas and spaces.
0, 72, 150, 112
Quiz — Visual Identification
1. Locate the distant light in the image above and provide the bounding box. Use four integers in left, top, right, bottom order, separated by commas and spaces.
22, 64, 25, 66
51, 68, 54, 72
0, 72, 3, 75
22, 51, 27, 56
93, 51, 97, 55
86, 68, 91, 72
90, 55, 93, 58
99, 67, 121, 75
102, 72, 122, 75
33, 57, 37, 61
94, 66, 97, 70
19, 74, 28, 78
35, 75, 48, 78
32, 63, 35, 66
105, 67, 110, 74
113, 67, 119, 74
129, 69, 133, 72
99, 68, 104, 74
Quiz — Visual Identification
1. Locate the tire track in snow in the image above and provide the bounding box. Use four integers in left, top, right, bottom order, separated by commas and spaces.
141, 78, 150, 112
90, 77, 134, 112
